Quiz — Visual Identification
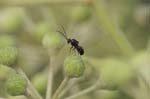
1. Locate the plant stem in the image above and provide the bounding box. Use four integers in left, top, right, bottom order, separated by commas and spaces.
46, 56, 55, 99
26, 88, 38, 99
17, 68, 43, 99
0, 0, 88, 6
52, 77, 70, 99
57, 78, 80, 98
64, 80, 100, 99
93, 0, 135, 57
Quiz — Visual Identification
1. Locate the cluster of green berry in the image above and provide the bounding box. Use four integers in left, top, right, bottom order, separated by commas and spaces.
0, 30, 85, 99
0, 35, 27, 97
42, 31, 85, 78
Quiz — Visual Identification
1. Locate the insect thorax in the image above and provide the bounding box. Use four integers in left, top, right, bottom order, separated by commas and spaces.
67, 39, 72, 44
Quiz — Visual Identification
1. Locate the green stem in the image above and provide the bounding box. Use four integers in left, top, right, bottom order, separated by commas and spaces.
57, 78, 80, 98
17, 68, 43, 99
93, 0, 135, 57
64, 80, 100, 99
26, 88, 39, 99
46, 56, 55, 99
0, 0, 88, 6
52, 77, 70, 99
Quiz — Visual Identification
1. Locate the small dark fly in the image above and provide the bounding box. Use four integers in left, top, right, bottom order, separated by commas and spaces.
57, 26, 84, 55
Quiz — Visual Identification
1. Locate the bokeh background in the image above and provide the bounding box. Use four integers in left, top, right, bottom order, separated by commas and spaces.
0, 0, 150, 99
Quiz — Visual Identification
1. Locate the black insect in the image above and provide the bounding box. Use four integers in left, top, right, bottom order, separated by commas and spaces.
57, 27, 84, 55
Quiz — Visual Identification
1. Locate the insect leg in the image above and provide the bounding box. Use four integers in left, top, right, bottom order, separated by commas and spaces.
72, 47, 77, 55
70, 46, 73, 54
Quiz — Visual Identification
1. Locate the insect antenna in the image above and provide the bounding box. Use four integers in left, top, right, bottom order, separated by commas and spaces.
56, 25, 69, 40
56, 30, 68, 40
61, 25, 67, 36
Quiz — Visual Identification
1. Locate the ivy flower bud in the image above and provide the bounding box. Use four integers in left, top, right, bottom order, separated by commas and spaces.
64, 55, 85, 78
0, 9, 23, 33
32, 72, 47, 95
5, 74, 27, 96
71, 6, 91, 23
42, 32, 65, 55
35, 22, 51, 42
0, 47, 18, 66
100, 59, 135, 88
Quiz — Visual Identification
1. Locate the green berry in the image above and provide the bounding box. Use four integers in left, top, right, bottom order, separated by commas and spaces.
0, 35, 16, 48
35, 22, 51, 42
32, 72, 47, 95
71, 6, 91, 23
42, 32, 65, 54
0, 64, 16, 81
0, 47, 18, 66
100, 59, 135, 88
0, 9, 23, 33
64, 55, 85, 78
5, 74, 27, 96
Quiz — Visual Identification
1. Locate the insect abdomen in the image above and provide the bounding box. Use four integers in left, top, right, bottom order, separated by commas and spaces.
76, 46, 84, 55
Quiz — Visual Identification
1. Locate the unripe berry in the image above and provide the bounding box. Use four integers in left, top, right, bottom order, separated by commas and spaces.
71, 6, 91, 23
64, 55, 85, 78
0, 47, 18, 66
5, 74, 27, 96
0, 9, 23, 33
42, 32, 65, 55
32, 72, 47, 95
100, 59, 135, 88
35, 22, 51, 42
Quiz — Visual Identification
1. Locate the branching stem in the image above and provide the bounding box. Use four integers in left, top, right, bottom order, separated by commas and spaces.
52, 77, 70, 99
64, 80, 100, 99
17, 68, 43, 99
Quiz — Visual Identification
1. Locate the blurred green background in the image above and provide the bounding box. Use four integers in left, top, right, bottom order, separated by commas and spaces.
0, 0, 150, 99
